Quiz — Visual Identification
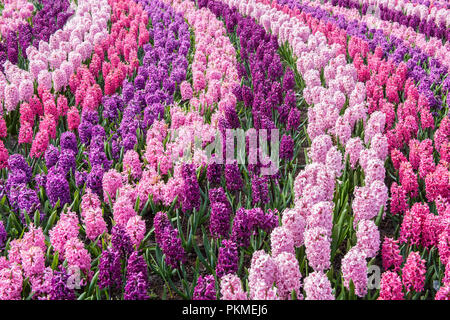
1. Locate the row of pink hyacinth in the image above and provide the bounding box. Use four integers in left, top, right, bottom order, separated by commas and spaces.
361, 0, 449, 27
0, 0, 35, 38
0, 0, 111, 110
304, 0, 450, 70
163, 0, 240, 118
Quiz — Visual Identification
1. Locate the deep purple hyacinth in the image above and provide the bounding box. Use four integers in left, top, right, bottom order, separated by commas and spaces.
225, 162, 243, 192
280, 134, 294, 160
124, 272, 149, 300
57, 149, 76, 175
45, 145, 60, 169
180, 163, 201, 213
86, 165, 105, 197
193, 275, 216, 300
49, 267, 76, 300
251, 176, 270, 205
207, 156, 223, 186
216, 240, 238, 278
0, 221, 7, 250
98, 248, 122, 291
60, 131, 78, 155
153, 212, 185, 269
127, 251, 148, 280
111, 225, 133, 259
209, 202, 232, 239
282, 68, 296, 91
45, 167, 70, 207
231, 208, 254, 248
8, 154, 32, 180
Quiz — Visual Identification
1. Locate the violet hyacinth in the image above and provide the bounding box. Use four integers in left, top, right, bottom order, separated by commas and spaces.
153, 212, 185, 269
49, 267, 76, 300
206, 156, 223, 186
251, 176, 270, 205
193, 275, 217, 300
180, 163, 201, 213
231, 208, 254, 248
45, 167, 70, 207
124, 251, 149, 300
0, 221, 6, 250
225, 162, 243, 192
98, 248, 122, 291
111, 225, 133, 259
216, 240, 238, 279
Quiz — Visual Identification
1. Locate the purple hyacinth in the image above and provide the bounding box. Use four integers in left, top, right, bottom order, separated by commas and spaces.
124, 272, 149, 300
193, 275, 216, 300
60, 131, 78, 155
45, 167, 70, 207
231, 208, 254, 248
209, 202, 232, 239
280, 135, 294, 160
251, 176, 270, 205
216, 240, 238, 278
57, 149, 76, 175
86, 165, 105, 197
98, 248, 122, 291
181, 164, 201, 213
0, 221, 6, 250
45, 145, 60, 169
49, 267, 76, 300
283, 68, 296, 91
287, 107, 301, 130
225, 162, 243, 192
111, 225, 133, 259
207, 156, 223, 185
153, 212, 185, 269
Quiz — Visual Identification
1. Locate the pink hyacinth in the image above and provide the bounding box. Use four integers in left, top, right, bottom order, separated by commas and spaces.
281, 208, 306, 247
21, 246, 45, 278
49, 210, 79, 256
345, 137, 363, 169
399, 161, 418, 199
381, 237, 403, 272
102, 169, 123, 201
402, 251, 426, 293
220, 274, 247, 300
303, 271, 334, 300
307, 201, 334, 236
378, 271, 403, 300
390, 182, 408, 216
67, 106, 80, 131
83, 208, 107, 241
435, 285, 450, 300
64, 238, 91, 274
248, 250, 277, 299
270, 226, 295, 258
123, 149, 143, 180
180, 81, 193, 100
304, 227, 331, 272
274, 252, 303, 300
0, 263, 23, 300
356, 220, 380, 258
113, 196, 136, 228
341, 247, 368, 298
126, 215, 146, 247
309, 134, 332, 163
